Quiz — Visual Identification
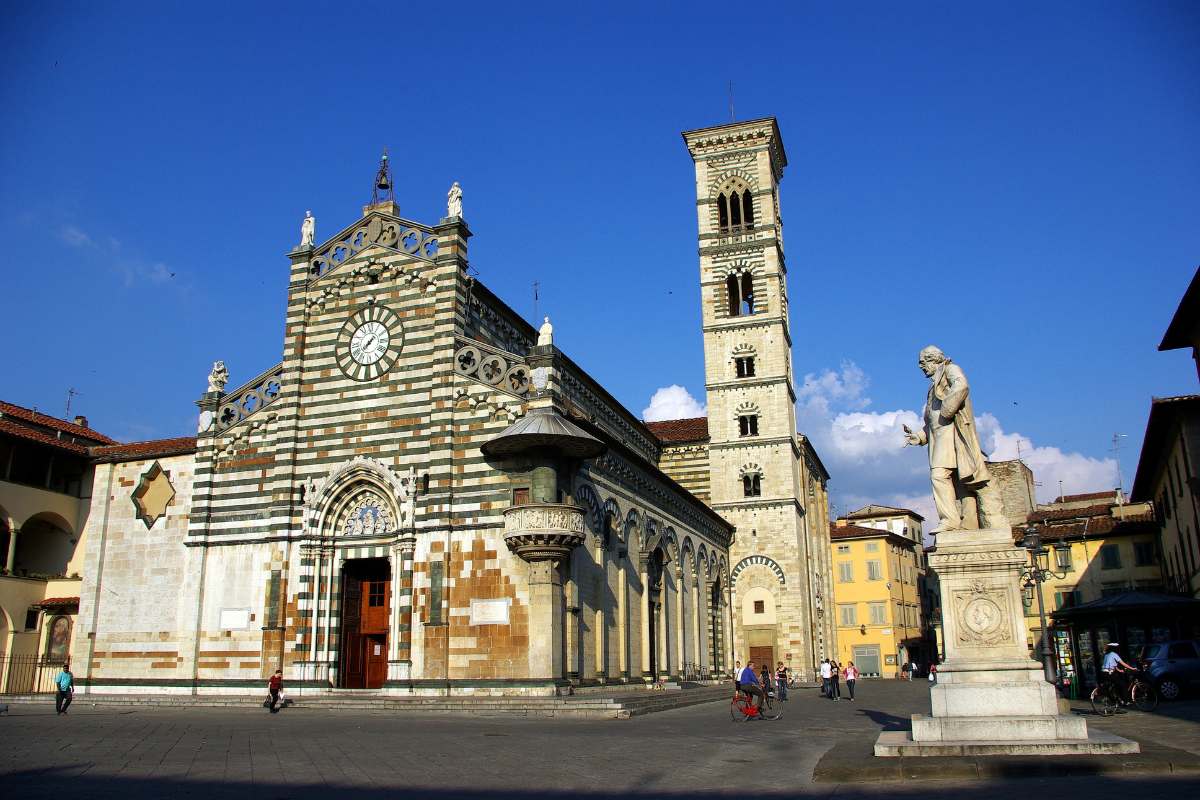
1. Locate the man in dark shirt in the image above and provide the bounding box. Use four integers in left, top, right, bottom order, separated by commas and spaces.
267, 670, 283, 713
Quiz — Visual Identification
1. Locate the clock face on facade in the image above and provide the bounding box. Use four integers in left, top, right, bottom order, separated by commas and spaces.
336, 304, 403, 381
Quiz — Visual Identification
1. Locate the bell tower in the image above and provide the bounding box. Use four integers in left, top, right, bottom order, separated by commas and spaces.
683, 118, 830, 680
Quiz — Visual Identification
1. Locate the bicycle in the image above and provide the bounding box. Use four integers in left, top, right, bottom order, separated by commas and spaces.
1090, 670, 1159, 716
730, 688, 782, 721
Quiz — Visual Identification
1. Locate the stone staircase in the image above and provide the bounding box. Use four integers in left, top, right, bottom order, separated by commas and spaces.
3, 685, 731, 720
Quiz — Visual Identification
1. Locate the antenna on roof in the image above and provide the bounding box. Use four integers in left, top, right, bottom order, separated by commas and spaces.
532, 280, 540, 323
1111, 433, 1128, 503
728, 80, 735, 122
65, 387, 81, 417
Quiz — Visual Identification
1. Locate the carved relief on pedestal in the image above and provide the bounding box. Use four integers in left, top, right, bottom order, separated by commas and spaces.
952, 579, 1014, 648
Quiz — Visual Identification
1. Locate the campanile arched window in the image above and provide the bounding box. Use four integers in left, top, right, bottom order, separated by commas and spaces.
716, 180, 756, 234
725, 271, 755, 317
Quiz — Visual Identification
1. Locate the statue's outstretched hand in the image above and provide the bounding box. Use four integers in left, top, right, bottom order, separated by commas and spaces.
902, 424, 922, 447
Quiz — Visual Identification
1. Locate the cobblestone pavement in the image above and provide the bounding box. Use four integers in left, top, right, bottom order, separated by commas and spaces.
1, 681, 1197, 799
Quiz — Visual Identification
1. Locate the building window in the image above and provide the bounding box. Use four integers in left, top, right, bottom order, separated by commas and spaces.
742, 474, 761, 497
869, 602, 887, 624
838, 562, 854, 583
867, 560, 883, 581
1100, 544, 1122, 570
735, 356, 756, 378
1134, 541, 1156, 567
724, 272, 756, 316
1101, 582, 1128, 597
866, 542, 879, 552
717, 189, 755, 233
839, 604, 857, 626
428, 560, 445, 625
23, 608, 40, 631
1054, 546, 1073, 571
836, 544, 850, 554
738, 415, 758, 437
753, 600, 765, 614
1054, 590, 1080, 610
367, 580, 386, 607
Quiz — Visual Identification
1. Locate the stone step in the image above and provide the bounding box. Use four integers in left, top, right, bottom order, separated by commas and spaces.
1, 686, 731, 720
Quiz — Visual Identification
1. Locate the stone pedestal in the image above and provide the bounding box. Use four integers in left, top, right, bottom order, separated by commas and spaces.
875, 528, 1138, 756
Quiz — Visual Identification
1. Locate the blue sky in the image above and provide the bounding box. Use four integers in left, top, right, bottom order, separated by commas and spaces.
2, 2, 1197, 521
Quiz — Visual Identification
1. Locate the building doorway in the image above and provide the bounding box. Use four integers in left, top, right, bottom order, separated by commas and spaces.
339, 558, 390, 689
749, 646, 774, 671
853, 645, 881, 678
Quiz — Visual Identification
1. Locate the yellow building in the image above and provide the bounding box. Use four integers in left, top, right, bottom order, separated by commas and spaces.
0, 401, 115, 692
1016, 491, 1163, 685
829, 522, 926, 677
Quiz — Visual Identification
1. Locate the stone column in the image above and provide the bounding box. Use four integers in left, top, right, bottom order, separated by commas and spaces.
386, 538, 415, 685
693, 574, 705, 673
303, 544, 322, 666
528, 560, 565, 682
617, 554, 628, 680
639, 556, 652, 680
657, 591, 669, 679
593, 539, 606, 681
4, 525, 18, 573
674, 567, 686, 676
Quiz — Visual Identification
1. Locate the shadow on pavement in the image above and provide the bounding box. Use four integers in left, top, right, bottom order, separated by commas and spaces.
2, 769, 1199, 799
856, 707, 909, 730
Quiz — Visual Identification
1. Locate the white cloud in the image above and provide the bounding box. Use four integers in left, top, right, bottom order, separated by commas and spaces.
797, 361, 1117, 531
977, 412, 1117, 503
60, 225, 94, 248
57, 223, 179, 288
642, 385, 706, 422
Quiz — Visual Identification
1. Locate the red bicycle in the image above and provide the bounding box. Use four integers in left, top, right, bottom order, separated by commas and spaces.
730, 689, 783, 721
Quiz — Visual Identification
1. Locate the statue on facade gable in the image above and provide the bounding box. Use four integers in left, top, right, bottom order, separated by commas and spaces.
903, 345, 1006, 531
300, 210, 316, 247
207, 361, 229, 394
537, 316, 554, 347
447, 182, 462, 218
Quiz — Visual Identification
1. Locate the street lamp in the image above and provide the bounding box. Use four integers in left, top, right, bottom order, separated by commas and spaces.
1019, 526, 1068, 684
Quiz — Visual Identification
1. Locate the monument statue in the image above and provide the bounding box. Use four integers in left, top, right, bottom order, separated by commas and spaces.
447, 182, 463, 218
902, 345, 1005, 531
537, 316, 554, 347
300, 210, 316, 247
207, 361, 229, 394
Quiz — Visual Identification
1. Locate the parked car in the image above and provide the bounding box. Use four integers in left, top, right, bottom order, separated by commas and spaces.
1137, 640, 1200, 700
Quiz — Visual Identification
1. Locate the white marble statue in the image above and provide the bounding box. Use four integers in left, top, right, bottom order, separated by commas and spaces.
300, 210, 316, 247
537, 316, 554, 347
400, 466, 417, 527
903, 345, 1005, 531
207, 361, 229, 393
447, 182, 462, 218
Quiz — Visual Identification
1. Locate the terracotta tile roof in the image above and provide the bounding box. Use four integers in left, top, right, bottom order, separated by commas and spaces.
644, 417, 709, 443
0, 400, 116, 444
0, 418, 91, 455
843, 504, 924, 522
91, 437, 197, 463
1028, 503, 1115, 523
38, 596, 80, 608
1052, 490, 1119, 504
1011, 511, 1156, 542
830, 523, 916, 548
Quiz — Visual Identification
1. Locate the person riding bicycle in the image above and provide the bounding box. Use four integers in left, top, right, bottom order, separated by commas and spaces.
1100, 642, 1135, 701
738, 659, 768, 714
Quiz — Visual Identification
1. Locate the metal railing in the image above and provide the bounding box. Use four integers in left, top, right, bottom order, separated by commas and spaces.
0, 654, 57, 694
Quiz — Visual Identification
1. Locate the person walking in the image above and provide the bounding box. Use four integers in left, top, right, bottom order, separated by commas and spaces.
775, 662, 788, 701
844, 661, 858, 701
928, 663, 938, 685
830, 660, 841, 701
267, 669, 283, 713
820, 659, 832, 698
759, 664, 773, 700
732, 660, 742, 693
54, 663, 74, 715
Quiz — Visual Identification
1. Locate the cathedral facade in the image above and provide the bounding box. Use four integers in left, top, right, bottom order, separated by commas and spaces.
69, 118, 832, 695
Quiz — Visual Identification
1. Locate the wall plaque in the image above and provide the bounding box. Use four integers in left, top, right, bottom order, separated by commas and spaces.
469, 598, 510, 626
